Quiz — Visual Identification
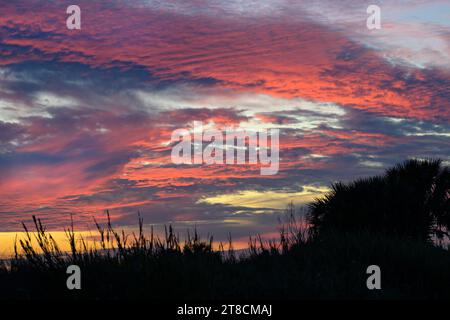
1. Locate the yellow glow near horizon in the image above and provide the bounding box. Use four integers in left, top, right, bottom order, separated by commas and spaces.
0, 230, 97, 259
198, 185, 330, 210
0, 228, 251, 259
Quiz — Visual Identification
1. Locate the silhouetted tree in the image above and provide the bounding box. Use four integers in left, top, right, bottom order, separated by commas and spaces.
308, 159, 450, 243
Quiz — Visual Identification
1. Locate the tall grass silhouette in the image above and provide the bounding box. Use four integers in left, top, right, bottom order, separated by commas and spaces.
308, 159, 450, 242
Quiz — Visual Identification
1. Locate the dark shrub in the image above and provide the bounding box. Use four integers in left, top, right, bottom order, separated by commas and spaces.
308, 159, 450, 242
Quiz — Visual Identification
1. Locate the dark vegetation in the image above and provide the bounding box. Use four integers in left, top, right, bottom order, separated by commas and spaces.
308, 159, 450, 242
0, 159, 449, 299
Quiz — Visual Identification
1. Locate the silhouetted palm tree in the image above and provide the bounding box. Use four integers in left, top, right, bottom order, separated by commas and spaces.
308, 159, 450, 243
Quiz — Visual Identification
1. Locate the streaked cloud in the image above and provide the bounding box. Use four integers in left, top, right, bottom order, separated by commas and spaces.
0, 0, 448, 243
198, 185, 330, 210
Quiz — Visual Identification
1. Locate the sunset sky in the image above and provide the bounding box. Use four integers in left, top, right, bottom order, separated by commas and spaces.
0, 0, 449, 248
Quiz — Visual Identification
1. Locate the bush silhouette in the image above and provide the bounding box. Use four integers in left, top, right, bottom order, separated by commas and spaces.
308, 159, 450, 242
2, 168, 450, 299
